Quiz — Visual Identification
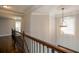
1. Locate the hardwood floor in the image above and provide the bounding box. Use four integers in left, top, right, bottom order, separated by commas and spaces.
0, 36, 14, 53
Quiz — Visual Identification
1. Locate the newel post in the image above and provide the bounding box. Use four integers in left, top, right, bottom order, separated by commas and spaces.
22, 31, 25, 52
23, 31, 25, 40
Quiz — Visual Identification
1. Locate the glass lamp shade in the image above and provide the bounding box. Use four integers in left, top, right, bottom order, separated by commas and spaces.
60, 21, 67, 27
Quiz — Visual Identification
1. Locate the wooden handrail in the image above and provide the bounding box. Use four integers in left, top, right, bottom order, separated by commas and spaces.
15, 30, 78, 53
58, 45, 78, 53
23, 33, 77, 53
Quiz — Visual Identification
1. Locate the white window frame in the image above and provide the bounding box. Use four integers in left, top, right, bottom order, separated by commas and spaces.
60, 16, 75, 35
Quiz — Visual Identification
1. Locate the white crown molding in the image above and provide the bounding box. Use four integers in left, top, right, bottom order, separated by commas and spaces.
0, 8, 24, 20
24, 6, 43, 15
0, 34, 11, 37
0, 8, 24, 16
0, 7, 24, 15
32, 12, 49, 15
0, 12, 17, 20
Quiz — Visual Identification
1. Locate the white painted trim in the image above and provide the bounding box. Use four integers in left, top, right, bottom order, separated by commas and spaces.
0, 34, 11, 37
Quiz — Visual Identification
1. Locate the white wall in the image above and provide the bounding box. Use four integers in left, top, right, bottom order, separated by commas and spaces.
22, 12, 31, 34
49, 14, 57, 45
0, 18, 15, 36
30, 14, 49, 42
75, 14, 79, 51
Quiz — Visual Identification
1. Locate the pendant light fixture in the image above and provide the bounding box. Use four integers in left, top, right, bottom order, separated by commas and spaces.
60, 8, 67, 27
2, 5, 11, 9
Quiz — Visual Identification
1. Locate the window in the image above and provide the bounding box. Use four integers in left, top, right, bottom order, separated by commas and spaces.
61, 16, 75, 35
15, 17, 21, 32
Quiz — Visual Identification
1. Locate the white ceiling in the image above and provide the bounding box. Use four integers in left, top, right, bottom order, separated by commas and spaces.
0, 5, 79, 19
0, 5, 33, 13
9, 5, 32, 13
0, 5, 79, 14
0, 5, 42, 15
32, 5, 79, 15
0, 5, 33, 19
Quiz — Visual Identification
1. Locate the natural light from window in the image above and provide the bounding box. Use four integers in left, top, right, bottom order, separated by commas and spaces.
61, 16, 75, 35
15, 17, 21, 32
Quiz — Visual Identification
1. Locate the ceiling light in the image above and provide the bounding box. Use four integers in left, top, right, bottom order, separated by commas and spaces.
3, 5, 11, 9
60, 8, 67, 27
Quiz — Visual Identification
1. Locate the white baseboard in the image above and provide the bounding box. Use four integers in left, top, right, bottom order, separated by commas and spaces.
0, 34, 11, 37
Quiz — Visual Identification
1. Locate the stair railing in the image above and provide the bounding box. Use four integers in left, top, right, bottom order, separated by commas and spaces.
12, 29, 78, 53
